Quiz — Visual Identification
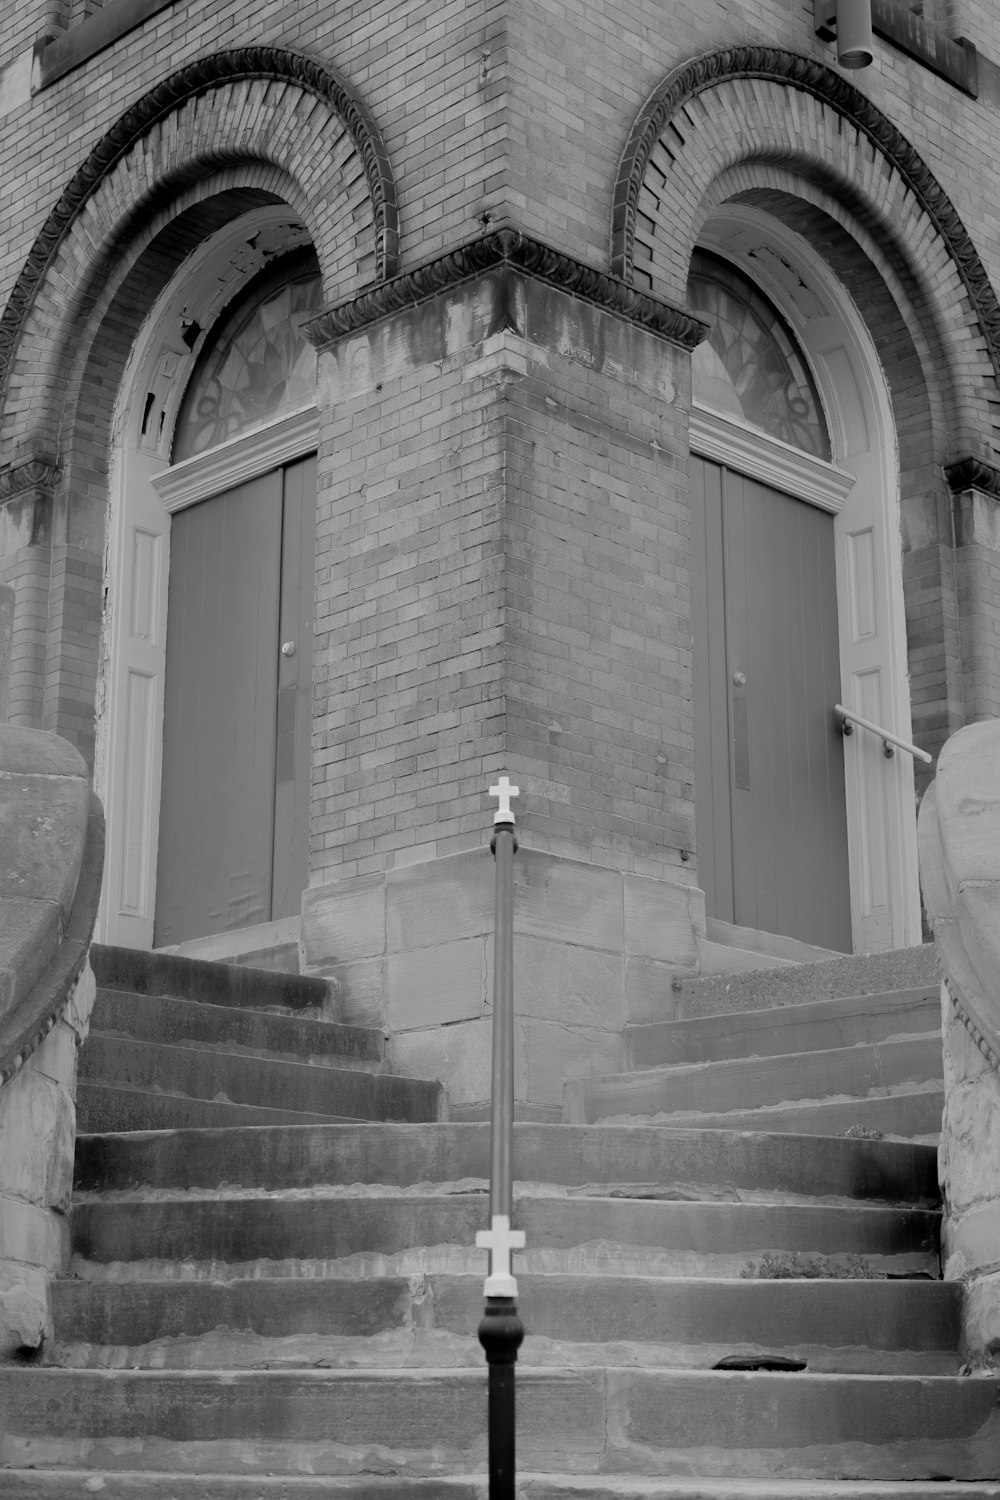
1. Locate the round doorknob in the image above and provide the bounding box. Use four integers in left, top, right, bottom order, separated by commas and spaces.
281, 641, 296, 657
732, 670, 747, 687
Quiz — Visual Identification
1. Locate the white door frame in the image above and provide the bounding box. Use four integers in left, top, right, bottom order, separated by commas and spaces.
94, 207, 318, 948
691, 206, 921, 954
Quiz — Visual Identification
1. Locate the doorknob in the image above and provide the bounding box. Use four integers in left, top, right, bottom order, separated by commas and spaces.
732, 670, 747, 687
281, 641, 296, 657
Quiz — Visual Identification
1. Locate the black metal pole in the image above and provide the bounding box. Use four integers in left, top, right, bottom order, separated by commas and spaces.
477, 782, 524, 1500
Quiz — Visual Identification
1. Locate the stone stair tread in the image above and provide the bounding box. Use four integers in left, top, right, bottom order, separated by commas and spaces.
4, 1368, 998, 1480
50, 1272, 963, 1374
91, 986, 384, 1070
594, 1088, 945, 1140
4, 1476, 1000, 1500
71, 1121, 940, 1205
90, 944, 334, 1014
77, 1033, 443, 1121
565, 1035, 943, 1125
626, 987, 940, 1069
76, 1082, 363, 1130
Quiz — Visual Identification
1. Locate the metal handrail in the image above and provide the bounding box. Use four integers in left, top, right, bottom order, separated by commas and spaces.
835, 704, 933, 764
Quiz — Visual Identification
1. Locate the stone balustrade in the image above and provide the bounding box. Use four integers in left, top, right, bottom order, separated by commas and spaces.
918, 719, 1000, 1369
0, 725, 103, 1361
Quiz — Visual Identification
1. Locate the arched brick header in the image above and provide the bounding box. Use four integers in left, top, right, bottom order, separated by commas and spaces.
0, 47, 398, 428
612, 47, 1000, 462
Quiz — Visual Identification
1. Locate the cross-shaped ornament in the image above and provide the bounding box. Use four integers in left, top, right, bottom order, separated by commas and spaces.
476, 1213, 526, 1298
488, 774, 519, 825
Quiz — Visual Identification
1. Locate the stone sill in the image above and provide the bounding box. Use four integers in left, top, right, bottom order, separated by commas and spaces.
33, 0, 175, 92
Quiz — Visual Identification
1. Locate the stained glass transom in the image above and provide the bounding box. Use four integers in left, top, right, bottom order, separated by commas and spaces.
687, 251, 830, 459
172, 260, 323, 462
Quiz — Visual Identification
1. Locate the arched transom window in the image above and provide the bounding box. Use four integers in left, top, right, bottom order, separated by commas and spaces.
687, 250, 830, 460
172, 253, 323, 461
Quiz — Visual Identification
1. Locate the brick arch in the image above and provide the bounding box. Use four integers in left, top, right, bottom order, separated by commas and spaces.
612, 47, 1000, 463
0, 47, 397, 459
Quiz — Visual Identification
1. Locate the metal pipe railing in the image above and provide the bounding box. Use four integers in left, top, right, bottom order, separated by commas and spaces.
835, 704, 933, 764
477, 775, 524, 1500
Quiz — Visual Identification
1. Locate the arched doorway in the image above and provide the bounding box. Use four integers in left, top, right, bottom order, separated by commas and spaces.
688, 207, 921, 954
96, 209, 323, 949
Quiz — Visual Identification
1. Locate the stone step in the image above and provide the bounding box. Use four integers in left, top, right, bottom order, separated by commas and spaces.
51, 1273, 963, 1375
72, 1122, 940, 1206
5, 1477, 1000, 1500
77, 1034, 443, 1122
67, 1192, 941, 1279
564, 1036, 942, 1126
606, 1088, 945, 1142
90, 987, 384, 1071
2, 1368, 997, 1479
626, 988, 940, 1070
91, 943, 333, 1013
76, 1083, 359, 1132
671, 945, 939, 1021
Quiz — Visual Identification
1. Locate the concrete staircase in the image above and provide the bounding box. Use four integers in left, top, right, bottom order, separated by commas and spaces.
2, 944, 1000, 1496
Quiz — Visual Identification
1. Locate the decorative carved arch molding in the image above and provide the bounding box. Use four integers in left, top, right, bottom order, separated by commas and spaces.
611, 48, 1000, 470
0, 47, 398, 460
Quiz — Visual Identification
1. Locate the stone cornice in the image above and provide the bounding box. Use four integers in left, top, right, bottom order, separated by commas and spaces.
944, 455, 1000, 499
0, 48, 398, 410
0, 457, 61, 502
612, 48, 1000, 383
305, 229, 710, 352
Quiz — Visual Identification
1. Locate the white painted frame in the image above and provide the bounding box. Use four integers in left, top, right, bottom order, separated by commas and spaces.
691, 206, 922, 954
94, 208, 318, 948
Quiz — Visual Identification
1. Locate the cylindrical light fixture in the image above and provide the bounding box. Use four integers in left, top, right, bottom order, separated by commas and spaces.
836, 0, 874, 69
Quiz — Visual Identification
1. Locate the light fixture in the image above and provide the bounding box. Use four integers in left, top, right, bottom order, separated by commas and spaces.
814, 0, 874, 71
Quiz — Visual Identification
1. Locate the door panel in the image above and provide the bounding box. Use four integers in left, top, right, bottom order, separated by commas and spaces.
692, 456, 852, 953
154, 471, 283, 946
271, 452, 316, 921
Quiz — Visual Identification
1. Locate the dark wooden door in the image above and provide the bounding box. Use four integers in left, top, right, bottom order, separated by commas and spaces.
691, 455, 852, 952
153, 455, 315, 946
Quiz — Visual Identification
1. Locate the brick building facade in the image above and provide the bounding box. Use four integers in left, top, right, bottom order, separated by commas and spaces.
1, 0, 999, 1110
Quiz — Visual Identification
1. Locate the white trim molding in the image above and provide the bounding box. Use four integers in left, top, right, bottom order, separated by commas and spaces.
153, 406, 320, 513
689, 405, 856, 513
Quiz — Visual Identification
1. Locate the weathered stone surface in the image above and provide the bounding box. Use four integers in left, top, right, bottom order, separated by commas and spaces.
0, 727, 87, 782
514, 851, 623, 951
624, 956, 681, 1024
520, 1018, 622, 1106
301, 875, 385, 966
513, 934, 624, 1027
386, 938, 485, 1031
964, 1270, 1000, 1369
386, 851, 493, 952
0, 1065, 74, 1211
0, 1263, 51, 1358
0, 1193, 67, 1271
389, 1016, 493, 1107
624, 873, 699, 965
0, 896, 62, 1020
0, 774, 90, 915
327, 956, 386, 1028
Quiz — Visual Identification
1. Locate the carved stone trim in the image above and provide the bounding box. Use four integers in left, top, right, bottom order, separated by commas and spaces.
306, 228, 709, 351
0, 457, 61, 502
611, 48, 1000, 383
945, 455, 1000, 499
946, 973, 1000, 1074
0, 48, 398, 411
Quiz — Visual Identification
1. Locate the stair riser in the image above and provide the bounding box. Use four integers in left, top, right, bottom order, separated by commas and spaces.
51, 1274, 962, 1375
90, 945, 332, 1012
78, 1035, 441, 1121
572, 1037, 942, 1124
626, 991, 939, 1069
72, 1122, 940, 1204
3, 1370, 996, 1480
76, 1086, 352, 1133
643, 1092, 944, 1139
68, 1197, 940, 1273
90, 989, 383, 1071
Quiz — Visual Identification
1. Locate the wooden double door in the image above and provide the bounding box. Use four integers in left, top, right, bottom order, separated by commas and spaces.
153, 454, 316, 946
691, 455, 853, 952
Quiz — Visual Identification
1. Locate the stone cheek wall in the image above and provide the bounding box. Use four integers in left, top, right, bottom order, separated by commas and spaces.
0, 724, 102, 1361
0, 961, 94, 1358
918, 719, 1000, 1370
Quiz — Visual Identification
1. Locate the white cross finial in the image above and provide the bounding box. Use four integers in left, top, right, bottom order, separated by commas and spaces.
476, 1214, 526, 1298
488, 774, 519, 825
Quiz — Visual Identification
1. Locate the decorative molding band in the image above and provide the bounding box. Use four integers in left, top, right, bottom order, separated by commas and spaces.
0, 457, 62, 502
945, 455, 1000, 499
611, 48, 1000, 383
0, 47, 398, 409
946, 973, 1000, 1075
690, 406, 855, 514
153, 405, 320, 512
306, 228, 709, 352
